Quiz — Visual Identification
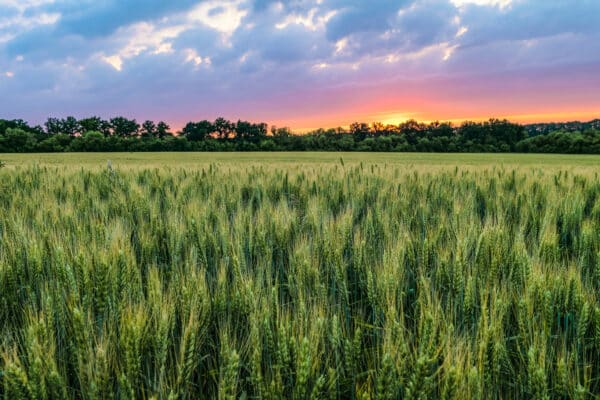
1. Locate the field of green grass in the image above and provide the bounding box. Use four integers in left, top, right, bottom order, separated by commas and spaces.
1, 152, 600, 399
3, 151, 600, 168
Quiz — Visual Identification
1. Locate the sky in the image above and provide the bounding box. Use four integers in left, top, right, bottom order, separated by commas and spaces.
1, 0, 599, 131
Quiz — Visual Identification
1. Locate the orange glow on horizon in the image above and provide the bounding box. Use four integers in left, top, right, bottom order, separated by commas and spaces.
273, 109, 600, 133
169, 107, 600, 134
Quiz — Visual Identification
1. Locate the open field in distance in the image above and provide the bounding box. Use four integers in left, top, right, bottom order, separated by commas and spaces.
2, 151, 600, 169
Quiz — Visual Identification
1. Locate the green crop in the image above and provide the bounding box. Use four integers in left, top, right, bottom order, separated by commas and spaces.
1, 156, 600, 399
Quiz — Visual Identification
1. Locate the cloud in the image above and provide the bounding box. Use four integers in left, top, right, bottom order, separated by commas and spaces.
186, 1, 247, 37
458, 0, 600, 47
4, 26, 90, 61
231, 7, 334, 65
42, 0, 200, 38
451, 0, 512, 8
0, 0, 599, 128
396, 1, 459, 49
325, 0, 409, 41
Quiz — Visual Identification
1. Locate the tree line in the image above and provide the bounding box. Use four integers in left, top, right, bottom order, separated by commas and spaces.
1, 115, 600, 153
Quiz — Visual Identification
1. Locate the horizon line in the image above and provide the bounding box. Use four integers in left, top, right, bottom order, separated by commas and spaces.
4, 113, 599, 135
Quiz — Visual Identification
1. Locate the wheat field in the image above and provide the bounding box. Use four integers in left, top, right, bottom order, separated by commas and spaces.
1, 153, 600, 399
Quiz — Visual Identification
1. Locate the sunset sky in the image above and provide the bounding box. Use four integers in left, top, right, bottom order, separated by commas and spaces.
1, 0, 599, 131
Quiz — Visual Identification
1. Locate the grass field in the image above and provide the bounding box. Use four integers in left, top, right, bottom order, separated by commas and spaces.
1, 152, 600, 399
3, 151, 600, 168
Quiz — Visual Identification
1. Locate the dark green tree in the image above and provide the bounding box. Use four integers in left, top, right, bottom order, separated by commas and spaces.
214, 117, 234, 139
4, 128, 37, 152
271, 126, 291, 138
110, 117, 140, 137
427, 121, 455, 138
156, 121, 171, 138
235, 120, 267, 142
182, 120, 212, 141
45, 118, 63, 135
79, 117, 110, 136
399, 119, 426, 145
350, 122, 370, 141
62, 116, 79, 136
141, 120, 157, 137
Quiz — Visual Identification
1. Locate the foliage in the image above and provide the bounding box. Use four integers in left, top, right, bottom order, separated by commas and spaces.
1, 161, 600, 399
1, 116, 600, 153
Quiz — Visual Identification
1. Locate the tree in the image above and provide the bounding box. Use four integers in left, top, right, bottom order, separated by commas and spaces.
141, 120, 156, 137
37, 134, 73, 152
399, 119, 425, 145
0, 119, 39, 137
44, 117, 79, 136
487, 119, 525, 151
45, 118, 63, 135
214, 117, 234, 139
427, 121, 454, 138
110, 117, 140, 137
79, 117, 110, 136
182, 120, 212, 141
4, 128, 37, 152
458, 121, 483, 142
235, 120, 267, 142
350, 122, 370, 141
156, 121, 171, 138
63, 116, 80, 136
271, 126, 291, 138
82, 131, 106, 151
371, 122, 385, 136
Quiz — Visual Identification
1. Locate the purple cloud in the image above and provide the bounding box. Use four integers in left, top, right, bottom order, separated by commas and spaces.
0, 0, 599, 129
